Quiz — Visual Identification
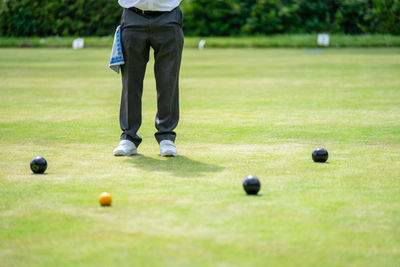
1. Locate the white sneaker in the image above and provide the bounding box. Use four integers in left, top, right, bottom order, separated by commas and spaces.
113, 140, 137, 156
160, 140, 177, 157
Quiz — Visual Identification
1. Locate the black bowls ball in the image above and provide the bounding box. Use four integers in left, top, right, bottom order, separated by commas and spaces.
312, 148, 328, 163
243, 175, 261, 195
30, 156, 47, 174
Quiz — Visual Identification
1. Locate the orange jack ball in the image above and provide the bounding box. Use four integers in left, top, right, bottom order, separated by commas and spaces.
98, 192, 112, 206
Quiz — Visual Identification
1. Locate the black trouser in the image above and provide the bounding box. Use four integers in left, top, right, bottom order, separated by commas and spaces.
119, 7, 184, 147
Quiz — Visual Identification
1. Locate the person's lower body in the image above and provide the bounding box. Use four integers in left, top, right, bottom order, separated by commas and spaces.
115, 6, 184, 156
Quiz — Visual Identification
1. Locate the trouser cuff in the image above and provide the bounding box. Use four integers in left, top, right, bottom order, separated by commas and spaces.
154, 132, 176, 144
120, 133, 142, 148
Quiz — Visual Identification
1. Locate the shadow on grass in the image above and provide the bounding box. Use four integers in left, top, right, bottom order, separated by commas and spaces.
124, 154, 224, 178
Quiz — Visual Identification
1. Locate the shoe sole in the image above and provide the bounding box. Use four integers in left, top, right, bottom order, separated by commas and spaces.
113, 149, 138, 156
160, 149, 177, 157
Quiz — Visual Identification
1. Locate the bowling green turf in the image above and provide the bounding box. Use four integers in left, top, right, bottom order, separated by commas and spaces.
0, 47, 399, 267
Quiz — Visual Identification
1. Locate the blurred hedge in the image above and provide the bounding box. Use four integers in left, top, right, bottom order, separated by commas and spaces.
0, 0, 121, 37
0, 0, 399, 37
183, 0, 400, 35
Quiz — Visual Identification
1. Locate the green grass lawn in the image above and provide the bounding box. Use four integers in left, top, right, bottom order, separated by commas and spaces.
0, 47, 399, 266
2, 35, 400, 48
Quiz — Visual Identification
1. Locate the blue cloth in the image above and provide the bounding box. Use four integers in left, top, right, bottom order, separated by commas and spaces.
109, 25, 124, 74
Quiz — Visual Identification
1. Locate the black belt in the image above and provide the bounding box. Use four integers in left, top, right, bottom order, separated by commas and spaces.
129, 6, 167, 15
